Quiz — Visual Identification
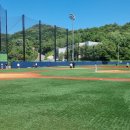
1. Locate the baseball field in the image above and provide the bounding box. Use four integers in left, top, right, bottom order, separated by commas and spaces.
0, 65, 130, 130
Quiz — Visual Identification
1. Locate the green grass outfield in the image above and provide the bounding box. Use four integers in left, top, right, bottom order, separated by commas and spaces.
0, 66, 130, 130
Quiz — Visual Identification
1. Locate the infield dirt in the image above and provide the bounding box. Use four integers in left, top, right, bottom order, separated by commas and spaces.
0, 71, 130, 82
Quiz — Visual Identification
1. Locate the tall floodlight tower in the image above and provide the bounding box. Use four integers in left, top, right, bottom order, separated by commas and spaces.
69, 13, 75, 61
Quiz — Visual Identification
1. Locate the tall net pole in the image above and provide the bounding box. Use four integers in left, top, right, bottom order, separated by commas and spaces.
6, 10, 8, 61
39, 20, 42, 62
22, 14, 25, 61
54, 25, 57, 62
66, 28, 69, 61
0, 14, 1, 51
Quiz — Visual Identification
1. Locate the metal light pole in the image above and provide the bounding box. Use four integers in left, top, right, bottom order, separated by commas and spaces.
69, 13, 75, 61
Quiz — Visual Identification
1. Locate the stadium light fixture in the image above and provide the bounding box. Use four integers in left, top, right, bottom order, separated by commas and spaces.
69, 13, 75, 61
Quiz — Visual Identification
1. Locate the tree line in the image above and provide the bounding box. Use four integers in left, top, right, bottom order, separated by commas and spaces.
8, 22, 130, 61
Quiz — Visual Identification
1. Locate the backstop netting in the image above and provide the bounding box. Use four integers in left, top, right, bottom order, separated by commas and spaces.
0, 4, 7, 61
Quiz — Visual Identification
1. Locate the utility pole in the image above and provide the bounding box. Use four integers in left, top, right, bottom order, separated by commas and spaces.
117, 42, 120, 65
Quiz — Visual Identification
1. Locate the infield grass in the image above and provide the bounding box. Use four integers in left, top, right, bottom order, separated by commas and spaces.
0, 66, 130, 130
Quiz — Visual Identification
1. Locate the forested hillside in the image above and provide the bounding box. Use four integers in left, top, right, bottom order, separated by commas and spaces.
8, 22, 130, 61
8, 24, 67, 61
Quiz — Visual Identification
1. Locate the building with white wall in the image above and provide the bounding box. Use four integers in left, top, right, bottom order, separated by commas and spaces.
58, 41, 99, 54
58, 47, 66, 54
58, 41, 100, 60
79, 41, 99, 47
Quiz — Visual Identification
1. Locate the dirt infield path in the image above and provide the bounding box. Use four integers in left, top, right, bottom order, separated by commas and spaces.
0, 72, 130, 82
0, 72, 42, 80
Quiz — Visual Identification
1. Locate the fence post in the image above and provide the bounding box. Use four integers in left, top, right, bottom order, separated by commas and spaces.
54, 25, 56, 62
66, 29, 69, 61
39, 20, 42, 62
6, 10, 8, 61
0, 14, 1, 51
22, 14, 25, 61
77, 42, 79, 61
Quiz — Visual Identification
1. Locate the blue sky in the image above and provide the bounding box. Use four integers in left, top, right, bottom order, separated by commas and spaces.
0, 0, 130, 30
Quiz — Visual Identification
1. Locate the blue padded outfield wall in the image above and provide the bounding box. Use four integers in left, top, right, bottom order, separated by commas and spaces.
0, 61, 130, 69
11, 61, 103, 68
0, 62, 8, 69
8, 61, 130, 68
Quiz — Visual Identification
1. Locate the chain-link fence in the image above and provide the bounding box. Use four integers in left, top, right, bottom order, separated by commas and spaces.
0, 4, 6, 53
7, 14, 70, 62
0, 4, 78, 63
